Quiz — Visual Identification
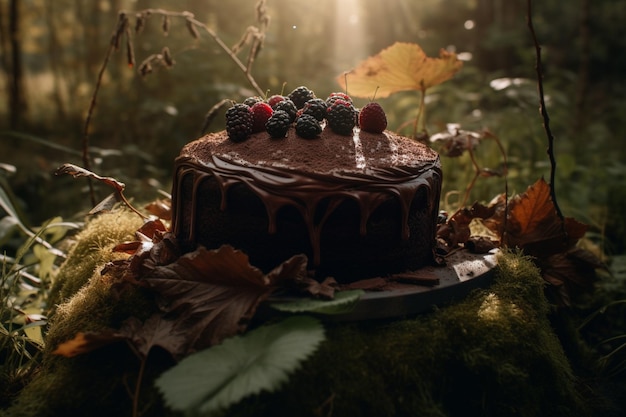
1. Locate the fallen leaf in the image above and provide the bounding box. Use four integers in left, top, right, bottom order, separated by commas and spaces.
337, 42, 463, 98
120, 315, 190, 360
539, 248, 603, 306
436, 178, 602, 306
52, 330, 125, 358
143, 245, 308, 349
144, 199, 172, 220
505, 178, 587, 257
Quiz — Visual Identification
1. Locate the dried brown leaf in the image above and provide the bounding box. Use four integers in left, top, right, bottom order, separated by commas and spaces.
505, 178, 587, 256
144, 199, 172, 220
143, 245, 307, 349
52, 330, 125, 358
55, 163, 125, 192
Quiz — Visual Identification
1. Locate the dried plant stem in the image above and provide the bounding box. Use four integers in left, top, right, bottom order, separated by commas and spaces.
412, 84, 427, 140
132, 354, 148, 417
459, 132, 508, 211
131, 9, 264, 96
82, 14, 128, 206
82, 8, 266, 204
526, 0, 564, 222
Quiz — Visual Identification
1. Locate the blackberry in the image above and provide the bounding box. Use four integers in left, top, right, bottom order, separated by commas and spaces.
273, 99, 298, 123
302, 98, 327, 121
225, 103, 253, 142
326, 92, 353, 107
243, 96, 263, 107
288, 86, 316, 109
326, 99, 357, 136
295, 114, 322, 139
265, 110, 292, 138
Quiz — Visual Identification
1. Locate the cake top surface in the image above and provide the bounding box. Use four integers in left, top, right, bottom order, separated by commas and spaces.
179, 126, 439, 174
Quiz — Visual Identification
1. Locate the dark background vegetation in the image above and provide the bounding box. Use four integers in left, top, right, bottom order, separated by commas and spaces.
0, 0, 625, 255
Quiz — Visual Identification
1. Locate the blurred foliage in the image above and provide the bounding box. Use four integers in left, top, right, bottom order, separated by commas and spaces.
0, 0, 624, 255
0, 0, 625, 412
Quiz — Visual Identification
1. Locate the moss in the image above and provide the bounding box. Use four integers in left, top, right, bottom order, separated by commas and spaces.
226, 251, 590, 417
0, 214, 607, 416
47, 210, 144, 310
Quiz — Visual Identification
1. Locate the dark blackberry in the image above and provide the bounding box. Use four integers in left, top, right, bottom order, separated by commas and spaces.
326, 99, 357, 136
265, 110, 292, 138
288, 86, 316, 109
326, 92, 353, 107
225, 103, 253, 142
295, 114, 322, 139
302, 98, 327, 121
273, 99, 298, 123
243, 96, 263, 107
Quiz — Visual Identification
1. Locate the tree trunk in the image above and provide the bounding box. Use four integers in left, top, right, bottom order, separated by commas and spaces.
6, 0, 27, 129
574, 0, 590, 133
44, 0, 68, 123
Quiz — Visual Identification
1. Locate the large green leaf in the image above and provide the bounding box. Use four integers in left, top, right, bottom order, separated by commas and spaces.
270, 289, 365, 315
155, 315, 325, 415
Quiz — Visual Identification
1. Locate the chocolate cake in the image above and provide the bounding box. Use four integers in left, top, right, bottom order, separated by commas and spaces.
170, 94, 442, 282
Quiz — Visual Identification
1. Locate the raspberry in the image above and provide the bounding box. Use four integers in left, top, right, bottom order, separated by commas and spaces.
295, 114, 322, 139
288, 86, 316, 109
273, 99, 298, 123
265, 110, 292, 138
267, 95, 286, 109
250, 102, 273, 133
302, 98, 327, 121
326, 99, 357, 136
243, 96, 263, 107
358, 102, 387, 133
326, 92, 353, 107
225, 103, 253, 142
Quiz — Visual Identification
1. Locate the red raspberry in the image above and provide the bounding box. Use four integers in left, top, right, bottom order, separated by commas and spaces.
358, 102, 387, 134
267, 95, 286, 109
250, 102, 274, 133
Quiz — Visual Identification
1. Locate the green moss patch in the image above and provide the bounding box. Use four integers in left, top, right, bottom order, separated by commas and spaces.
0, 211, 602, 417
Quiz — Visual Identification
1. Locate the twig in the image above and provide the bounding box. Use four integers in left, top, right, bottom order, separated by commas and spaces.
82, 6, 268, 204
82, 12, 129, 206
526, 0, 564, 222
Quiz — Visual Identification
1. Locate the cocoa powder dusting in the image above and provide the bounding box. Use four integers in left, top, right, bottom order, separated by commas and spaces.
180, 126, 438, 173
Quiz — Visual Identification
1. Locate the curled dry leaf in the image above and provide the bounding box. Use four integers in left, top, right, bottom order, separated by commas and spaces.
430, 123, 483, 157
504, 178, 587, 257
337, 42, 463, 98
55, 163, 125, 192
144, 199, 172, 220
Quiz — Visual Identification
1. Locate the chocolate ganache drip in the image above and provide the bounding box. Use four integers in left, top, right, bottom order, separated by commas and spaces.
172, 153, 442, 266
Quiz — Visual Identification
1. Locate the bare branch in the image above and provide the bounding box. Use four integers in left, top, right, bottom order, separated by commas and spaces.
526, 0, 564, 223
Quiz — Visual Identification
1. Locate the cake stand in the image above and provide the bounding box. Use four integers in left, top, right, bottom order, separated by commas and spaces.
266, 249, 499, 321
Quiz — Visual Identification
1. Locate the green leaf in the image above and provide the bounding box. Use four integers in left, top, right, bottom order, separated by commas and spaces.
270, 290, 365, 315
156, 316, 325, 416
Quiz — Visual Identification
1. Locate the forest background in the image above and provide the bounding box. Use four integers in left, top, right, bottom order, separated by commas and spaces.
0, 0, 625, 258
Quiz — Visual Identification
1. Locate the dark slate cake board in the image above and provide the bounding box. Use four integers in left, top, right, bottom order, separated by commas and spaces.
266, 249, 499, 322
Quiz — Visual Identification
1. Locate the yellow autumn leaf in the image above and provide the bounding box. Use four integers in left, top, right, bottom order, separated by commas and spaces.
337, 42, 463, 98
